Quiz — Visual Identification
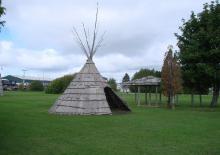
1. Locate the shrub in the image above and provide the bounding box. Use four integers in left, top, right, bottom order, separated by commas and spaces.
45, 74, 75, 94
30, 80, 44, 91
107, 78, 117, 91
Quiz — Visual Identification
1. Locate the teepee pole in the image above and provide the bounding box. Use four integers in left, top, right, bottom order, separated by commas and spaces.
82, 23, 91, 53
72, 3, 105, 60
72, 27, 89, 59
90, 3, 99, 59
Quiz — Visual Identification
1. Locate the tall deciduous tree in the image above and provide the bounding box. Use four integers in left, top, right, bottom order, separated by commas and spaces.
175, 1, 220, 107
0, 0, 6, 30
161, 46, 182, 109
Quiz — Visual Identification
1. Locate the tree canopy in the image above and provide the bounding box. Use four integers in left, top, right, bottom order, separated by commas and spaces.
0, 0, 5, 29
107, 78, 117, 91
175, 1, 220, 107
30, 81, 44, 91
122, 73, 130, 83
45, 74, 75, 94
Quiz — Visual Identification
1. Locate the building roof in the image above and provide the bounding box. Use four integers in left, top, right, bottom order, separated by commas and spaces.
3, 75, 53, 82
122, 76, 161, 86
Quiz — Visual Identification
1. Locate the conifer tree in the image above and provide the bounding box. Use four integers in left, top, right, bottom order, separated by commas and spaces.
162, 46, 182, 109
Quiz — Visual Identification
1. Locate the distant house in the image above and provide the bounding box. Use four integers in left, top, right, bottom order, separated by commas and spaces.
3, 75, 53, 86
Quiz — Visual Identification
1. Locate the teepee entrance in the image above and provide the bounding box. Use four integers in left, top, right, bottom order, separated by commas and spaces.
104, 87, 130, 112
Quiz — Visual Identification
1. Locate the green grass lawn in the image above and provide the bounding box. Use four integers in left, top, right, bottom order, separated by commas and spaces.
0, 91, 220, 155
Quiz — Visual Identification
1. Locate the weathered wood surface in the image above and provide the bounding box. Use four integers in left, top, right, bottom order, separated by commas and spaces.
49, 59, 112, 115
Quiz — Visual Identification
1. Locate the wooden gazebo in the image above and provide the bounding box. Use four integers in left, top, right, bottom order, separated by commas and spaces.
122, 76, 161, 106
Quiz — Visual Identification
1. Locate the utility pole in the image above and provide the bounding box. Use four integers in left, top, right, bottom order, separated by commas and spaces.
22, 69, 28, 85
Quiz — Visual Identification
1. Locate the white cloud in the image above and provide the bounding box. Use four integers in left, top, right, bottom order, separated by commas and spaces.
0, 0, 209, 81
0, 40, 84, 73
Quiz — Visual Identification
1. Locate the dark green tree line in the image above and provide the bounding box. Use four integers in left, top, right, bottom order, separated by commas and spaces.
175, 1, 220, 107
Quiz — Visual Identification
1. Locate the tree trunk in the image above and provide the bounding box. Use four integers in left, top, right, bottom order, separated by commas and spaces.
167, 94, 170, 108
171, 95, 175, 109
210, 85, 220, 107
199, 94, 202, 107
191, 93, 194, 107
159, 93, 162, 105
145, 93, 148, 105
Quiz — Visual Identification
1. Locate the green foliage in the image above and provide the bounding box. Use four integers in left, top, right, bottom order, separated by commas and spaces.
29, 81, 44, 91
107, 78, 117, 91
175, 1, 220, 106
45, 74, 75, 94
0, 0, 6, 29
18, 84, 25, 91
130, 68, 161, 93
122, 73, 130, 83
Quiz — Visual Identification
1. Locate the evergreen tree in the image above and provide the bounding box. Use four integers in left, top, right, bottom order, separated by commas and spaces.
175, 1, 220, 107
161, 46, 182, 109
122, 73, 130, 92
122, 73, 130, 83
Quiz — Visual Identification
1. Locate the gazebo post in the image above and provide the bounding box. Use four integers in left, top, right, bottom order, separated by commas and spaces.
134, 86, 137, 104
159, 92, 162, 105
138, 86, 141, 106
145, 88, 148, 105
149, 86, 151, 106
155, 86, 158, 106
134, 89, 137, 105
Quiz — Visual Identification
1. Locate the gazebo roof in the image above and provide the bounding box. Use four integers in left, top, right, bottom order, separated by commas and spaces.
122, 76, 161, 86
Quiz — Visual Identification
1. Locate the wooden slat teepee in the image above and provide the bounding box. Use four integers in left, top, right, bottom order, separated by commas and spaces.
49, 4, 130, 115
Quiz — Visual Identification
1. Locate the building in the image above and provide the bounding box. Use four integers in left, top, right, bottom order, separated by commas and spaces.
3, 75, 53, 86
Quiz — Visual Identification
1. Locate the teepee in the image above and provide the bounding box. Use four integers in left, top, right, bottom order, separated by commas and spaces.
0, 74, 3, 96
49, 5, 130, 115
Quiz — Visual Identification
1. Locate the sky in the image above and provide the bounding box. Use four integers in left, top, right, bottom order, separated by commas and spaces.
0, 0, 209, 82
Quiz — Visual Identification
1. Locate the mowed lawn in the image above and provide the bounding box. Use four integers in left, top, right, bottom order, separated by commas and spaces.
0, 92, 220, 155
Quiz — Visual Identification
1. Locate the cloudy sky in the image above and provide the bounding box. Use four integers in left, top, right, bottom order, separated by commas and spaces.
0, 0, 208, 81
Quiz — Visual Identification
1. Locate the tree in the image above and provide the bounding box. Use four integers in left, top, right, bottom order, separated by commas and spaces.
122, 73, 130, 83
45, 74, 75, 94
30, 81, 44, 91
107, 78, 117, 91
175, 1, 220, 107
122, 73, 130, 92
161, 46, 182, 109
0, 0, 6, 30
